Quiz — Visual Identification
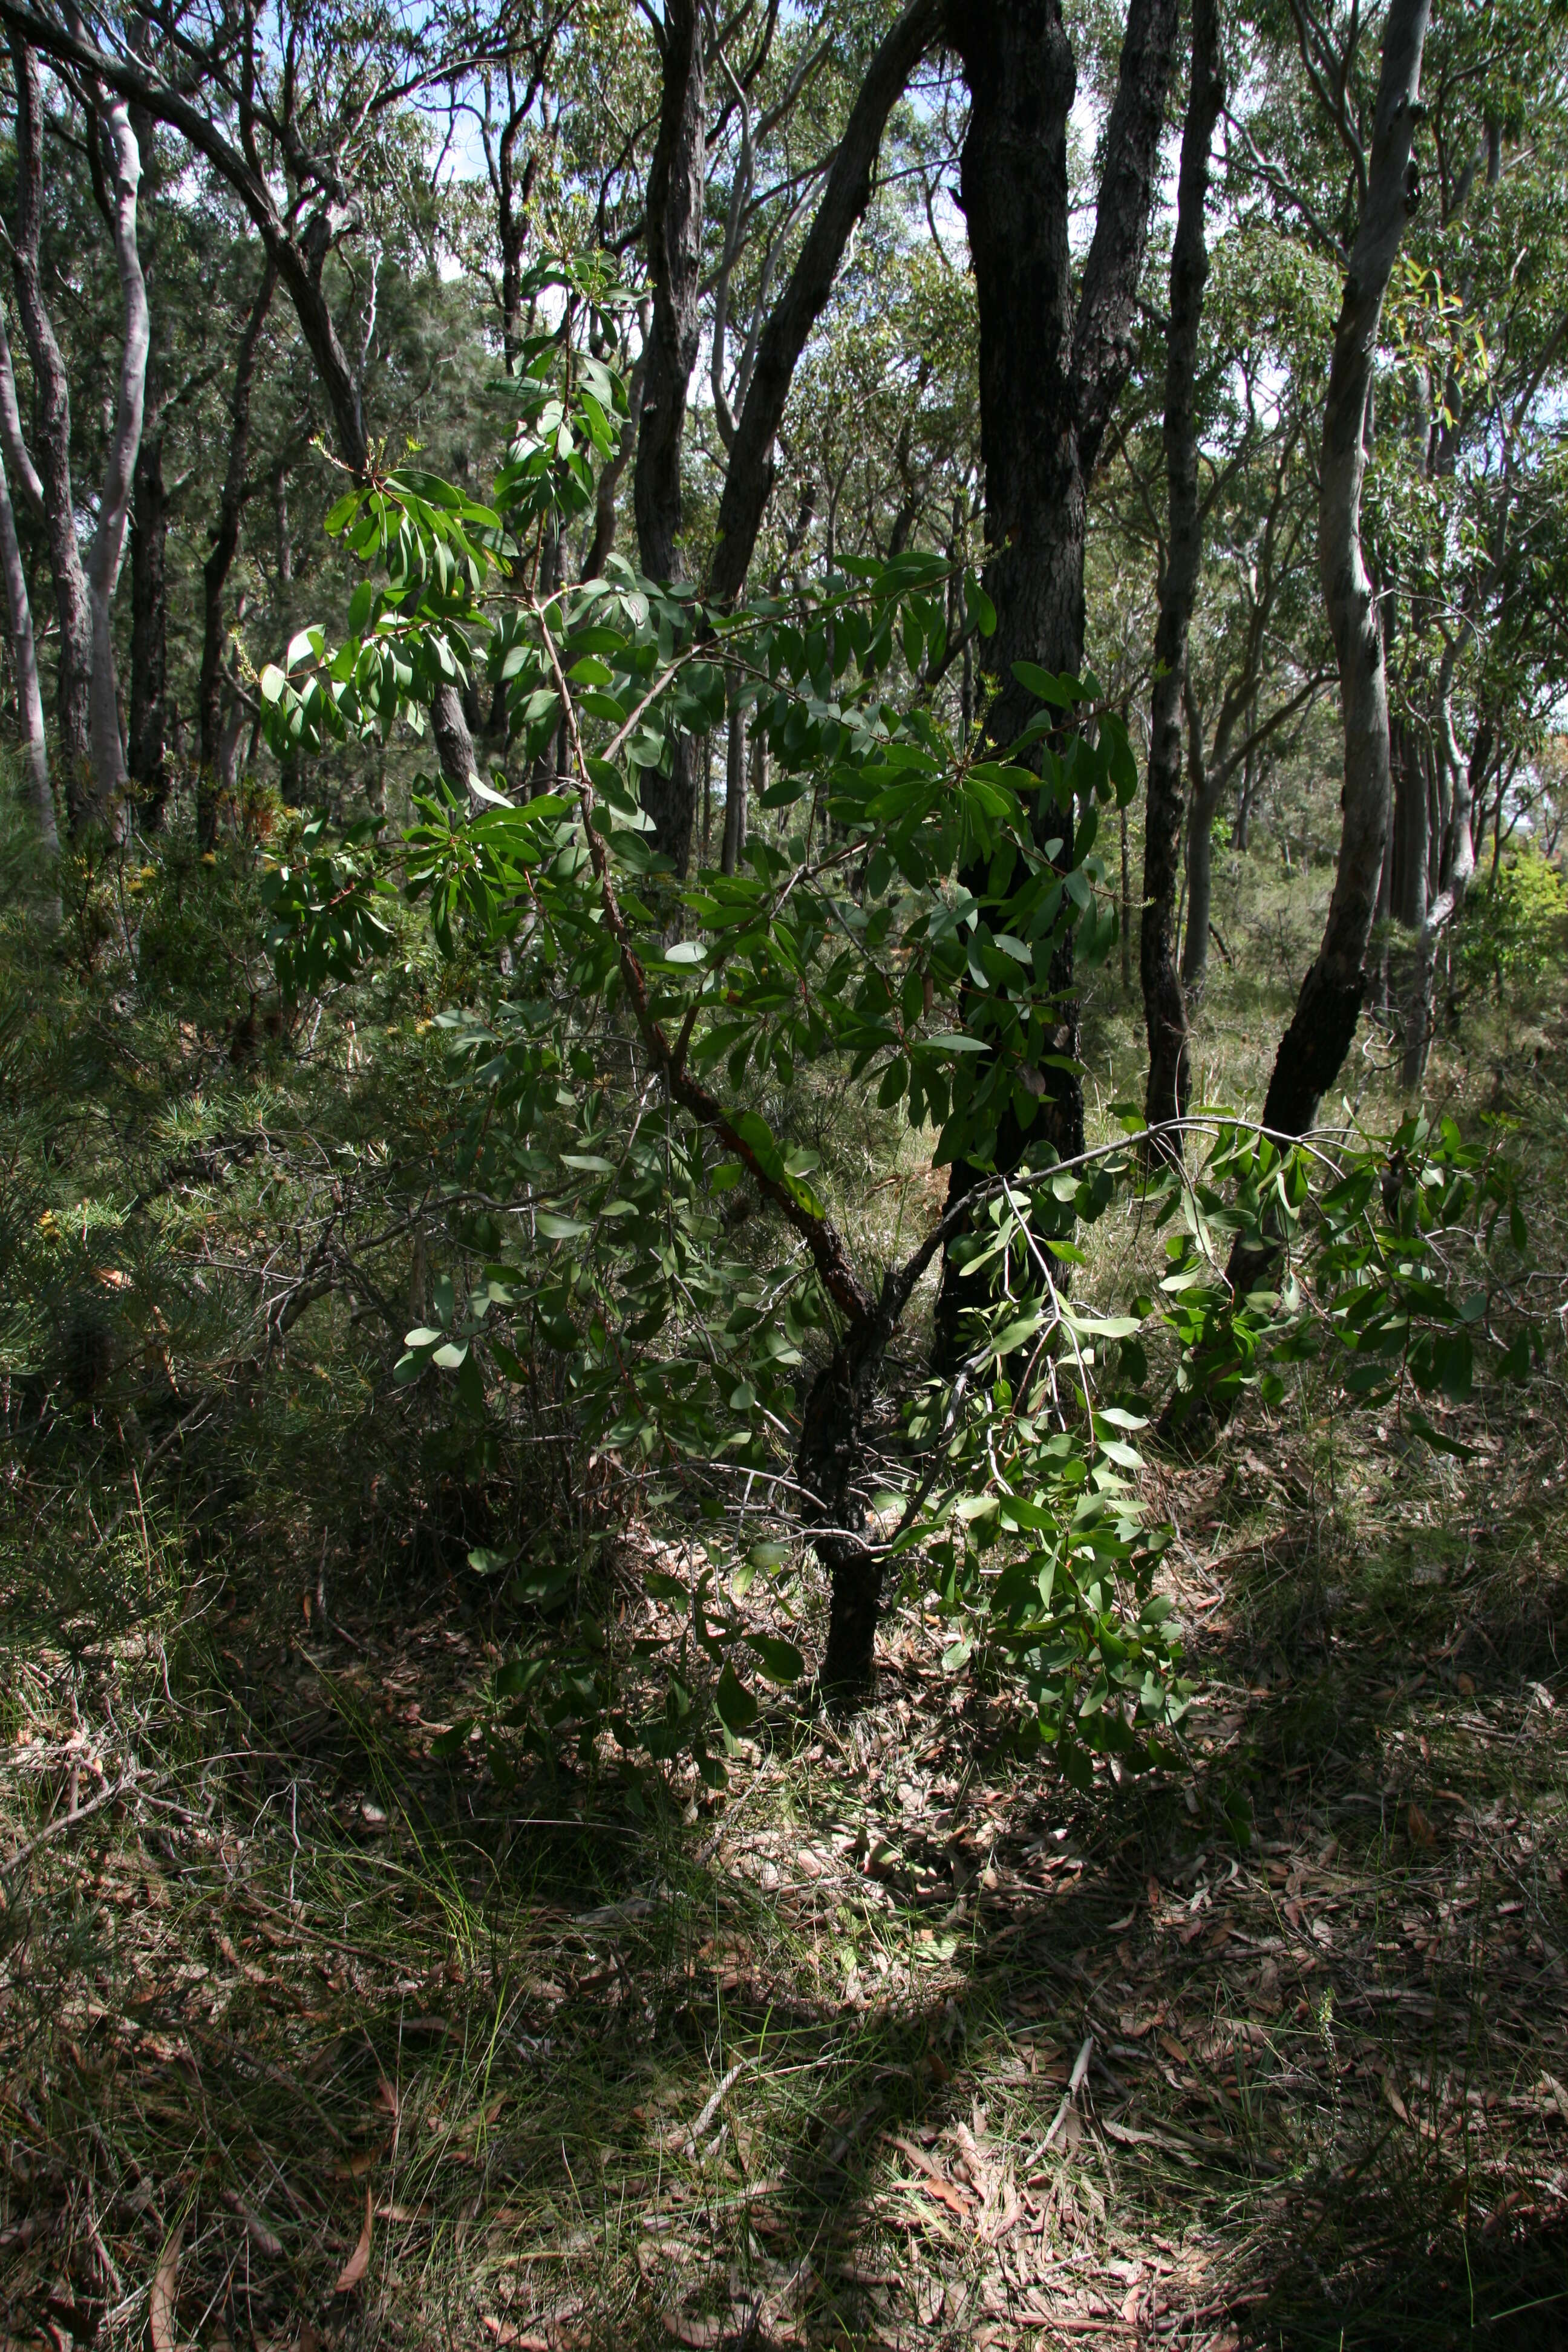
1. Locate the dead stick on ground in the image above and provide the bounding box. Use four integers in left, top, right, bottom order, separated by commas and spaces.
1, 1767, 143, 1878
684, 2060, 748, 2155
1043, 2035, 1095, 2149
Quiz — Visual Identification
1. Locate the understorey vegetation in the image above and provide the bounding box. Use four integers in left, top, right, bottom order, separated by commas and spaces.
2, 1, 1567, 2346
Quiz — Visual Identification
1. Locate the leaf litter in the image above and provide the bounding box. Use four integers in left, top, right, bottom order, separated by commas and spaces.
1, 1330, 1566, 2347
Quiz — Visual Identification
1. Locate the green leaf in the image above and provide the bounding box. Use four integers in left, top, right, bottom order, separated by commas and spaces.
746, 1635, 805, 1685
1011, 661, 1084, 709
1407, 1412, 1474, 1459
714, 1662, 760, 1731
467, 1547, 517, 1575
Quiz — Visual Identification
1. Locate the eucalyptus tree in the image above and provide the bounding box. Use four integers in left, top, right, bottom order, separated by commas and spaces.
627, 0, 949, 871
1216, 0, 1430, 1178
0, 35, 148, 837
1379, 0, 1568, 1080
928, 0, 1182, 1369
0, 0, 540, 808
1178, 395, 1329, 991
1223, 0, 1568, 1102
1139, 0, 1224, 1143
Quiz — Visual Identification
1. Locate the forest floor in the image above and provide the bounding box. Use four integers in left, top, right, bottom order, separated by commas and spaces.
3, 1413, 1567, 2352
3, 832, 1567, 2351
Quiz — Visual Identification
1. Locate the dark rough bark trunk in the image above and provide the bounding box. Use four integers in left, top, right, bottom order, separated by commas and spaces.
497, 114, 538, 370
720, 674, 746, 875
1180, 679, 1229, 997
128, 421, 169, 822
583, 331, 647, 583
198, 260, 275, 845
1140, 0, 1223, 1146
705, 0, 945, 607
634, 0, 703, 589
7, 36, 92, 823
1230, 0, 1429, 1296
633, 0, 703, 869
639, 733, 699, 877
804, 1345, 884, 1702
930, 0, 1179, 1374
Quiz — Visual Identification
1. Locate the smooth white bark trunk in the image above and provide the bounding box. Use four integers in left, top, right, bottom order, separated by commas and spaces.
0, 440, 55, 860
83, 93, 149, 833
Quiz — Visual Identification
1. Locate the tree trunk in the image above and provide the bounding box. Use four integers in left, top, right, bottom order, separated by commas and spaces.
705, 0, 945, 607
632, 0, 704, 870
432, 681, 483, 800
0, 442, 54, 865
128, 420, 169, 823
126, 97, 169, 827
1389, 707, 1427, 932
720, 683, 747, 878
82, 87, 151, 837
633, 0, 703, 589
1245, 0, 1430, 1164
930, 0, 1179, 1375
1402, 644, 1474, 1089
1140, 0, 1223, 1146
583, 328, 647, 583
198, 259, 276, 844
7, 36, 93, 826
1181, 780, 1223, 991
1180, 678, 1228, 998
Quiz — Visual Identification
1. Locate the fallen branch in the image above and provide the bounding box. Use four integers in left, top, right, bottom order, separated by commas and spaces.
1, 1766, 142, 1879
682, 2059, 748, 2155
